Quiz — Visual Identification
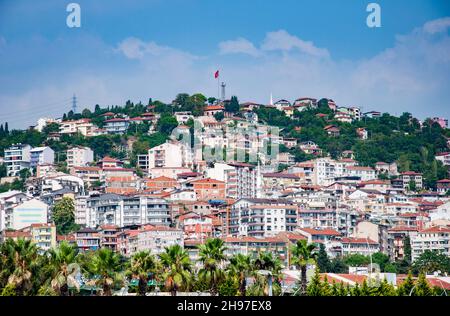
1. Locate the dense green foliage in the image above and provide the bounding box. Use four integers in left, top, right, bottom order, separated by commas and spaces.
0, 238, 447, 296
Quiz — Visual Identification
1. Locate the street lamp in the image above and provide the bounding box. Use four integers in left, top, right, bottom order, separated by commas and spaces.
257, 270, 273, 296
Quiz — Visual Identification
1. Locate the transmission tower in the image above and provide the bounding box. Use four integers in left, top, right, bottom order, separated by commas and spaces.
72, 94, 77, 113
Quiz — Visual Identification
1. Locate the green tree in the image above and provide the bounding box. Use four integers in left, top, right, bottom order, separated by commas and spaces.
52, 197, 80, 235
83, 248, 123, 296
1, 239, 40, 295
127, 251, 157, 296
157, 114, 178, 135
317, 243, 331, 273
413, 250, 450, 274
290, 240, 318, 296
225, 96, 240, 113
228, 253, 252, 296
343, 254, 370, 267
374, 278, 396, 296
217, 275, 239, 296
197, 238, 227, 296
306, 267, 323, 296
397, 271, 415, 296
159, 244, 192, 296
415, 273, 433, 296
46, 241, 80, 296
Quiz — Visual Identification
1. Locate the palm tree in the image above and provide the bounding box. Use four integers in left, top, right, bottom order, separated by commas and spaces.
2, 238, 40, 295
291, 240, 318, 296
197, 238, 227, 296
127, 251, 157, 296
159, 244, 192, 296
228, 253, 252, 296
84, 248, 123, 296
46, 241, 79, 296
252, 252, 283, 296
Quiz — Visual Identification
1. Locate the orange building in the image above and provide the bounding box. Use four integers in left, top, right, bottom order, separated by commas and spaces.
145, 176, 178, 190
190, 178, 226, 201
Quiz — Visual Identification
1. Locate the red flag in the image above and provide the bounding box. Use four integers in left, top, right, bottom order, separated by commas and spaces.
214, 70, 219, 79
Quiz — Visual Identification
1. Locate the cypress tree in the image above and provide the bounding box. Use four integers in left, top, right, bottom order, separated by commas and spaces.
376, 278, 396, 296
338, 282, 349, 296
306, 268, 323, 296
321, 276, 332, 296
351, 283, 361, 296
360, 279, 372, 296
4, 122, 8, 134
415, 273, 433, 296
317, 243, 331, 272
397, 271, 415, 296
330, 280, 339, 296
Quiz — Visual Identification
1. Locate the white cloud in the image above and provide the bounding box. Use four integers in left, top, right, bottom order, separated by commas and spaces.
116, 37, 197, 61
423, 17, 450, 34
2, 18, 450, 128
218, 37, 261, 57
261, 30, 330, 58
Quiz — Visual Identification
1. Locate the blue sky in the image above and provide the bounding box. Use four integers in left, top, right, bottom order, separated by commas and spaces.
1, 0, 450, 128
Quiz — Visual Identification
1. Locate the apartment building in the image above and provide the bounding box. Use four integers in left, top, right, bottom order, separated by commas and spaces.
72, 166, 103, 187
29, 223, 57, 252
11, 198, 48, 230
188, 178, 226, 201
103, 118, 130, 134
86, 193, 171, 228
29, 146, 55, 168
59, 118, 96, 136
411, 226, 450, 261
103, 167, 138, 195
230, 198, 298, 237
99, 225, 120, 251
67, 146, 94, 167
4, 144, 31, 176
387, 226, 418, 261
75, 227, 101, 252
341, 237, 380, 256
435, 152, 450, 166
206, 162, 259, 199
148, 141, 194, 169
136, 225, 183, 256
392, 172, 423, 191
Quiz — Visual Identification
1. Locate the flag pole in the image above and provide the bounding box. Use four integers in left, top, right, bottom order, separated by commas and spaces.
217, 71, 220, 102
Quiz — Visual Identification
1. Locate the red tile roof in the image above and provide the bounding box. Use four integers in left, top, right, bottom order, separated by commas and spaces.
341, 237, 378, 245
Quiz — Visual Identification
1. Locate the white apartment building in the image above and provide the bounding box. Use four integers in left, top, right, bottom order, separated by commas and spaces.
148, 141, 194, 169
136, 225, 183, 255
75, 194, 89, 226
4, 144, 32, 176
12, 198, 48, 230
60, 118, 96, 136
103, 118, 130, 134
174, 111, 194, 124
435, 152, 450, 166
86, 194, 171, 228
411, 226, 450, 261
0, 190, 28, 231
30, 146, 55, 168
206, 162, 260, 199
340, 237, 379, 256
67, 146, 94, 167
345, 166, 376, 182
230, 198, 298, 237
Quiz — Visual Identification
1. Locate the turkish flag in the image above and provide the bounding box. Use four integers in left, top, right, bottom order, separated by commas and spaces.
214, 70, 219, 79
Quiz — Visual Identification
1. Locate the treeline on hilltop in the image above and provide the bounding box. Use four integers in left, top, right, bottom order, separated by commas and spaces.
0, 94, 449, 189
0, 237, 448, 296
